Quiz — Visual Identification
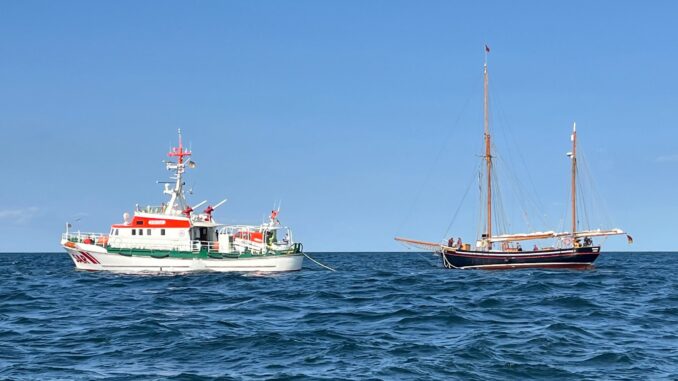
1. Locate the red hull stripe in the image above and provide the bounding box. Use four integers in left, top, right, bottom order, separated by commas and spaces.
79, 251, 100, 264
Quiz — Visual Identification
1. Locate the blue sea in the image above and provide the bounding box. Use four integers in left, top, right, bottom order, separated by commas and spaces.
0, 252, 676, 380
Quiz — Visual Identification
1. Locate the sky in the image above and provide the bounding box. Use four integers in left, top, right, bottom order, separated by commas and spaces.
1, 1, 677, 252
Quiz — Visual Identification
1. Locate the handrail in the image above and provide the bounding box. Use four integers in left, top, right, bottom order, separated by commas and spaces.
104, 238, 218, 253
219, 225, 291, 232
190, 240, 219, 252
143, 205, 165, 214
64, 232, 222, 253
62, 232, 109, 246
65, 232, 300, 255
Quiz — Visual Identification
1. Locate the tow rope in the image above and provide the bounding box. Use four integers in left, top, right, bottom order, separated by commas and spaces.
303, 253, 336, 272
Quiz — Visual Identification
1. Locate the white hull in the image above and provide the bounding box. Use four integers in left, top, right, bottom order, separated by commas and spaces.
63, 243, 303, 273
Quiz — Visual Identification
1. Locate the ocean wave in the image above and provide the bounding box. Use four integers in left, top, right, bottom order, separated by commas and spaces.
0, 252, 676, 380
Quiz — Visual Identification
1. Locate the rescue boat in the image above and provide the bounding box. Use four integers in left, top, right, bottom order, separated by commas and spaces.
61, 130, 304, 273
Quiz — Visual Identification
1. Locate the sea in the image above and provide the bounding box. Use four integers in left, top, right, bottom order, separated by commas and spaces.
0, 252, 676, 380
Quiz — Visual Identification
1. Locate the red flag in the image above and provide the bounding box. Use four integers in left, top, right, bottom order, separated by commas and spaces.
485, 44, 490, 53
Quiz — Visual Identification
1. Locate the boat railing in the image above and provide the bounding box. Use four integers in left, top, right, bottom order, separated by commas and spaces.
104, 238, 219, 253
143, 205, 165, 214
191, 240, 219, 253
62, 232, 109, 246
190, 213, 215, 223
219, 225, 262, 234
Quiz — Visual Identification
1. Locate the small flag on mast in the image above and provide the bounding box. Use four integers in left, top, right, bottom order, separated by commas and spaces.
485, 44, 490, 53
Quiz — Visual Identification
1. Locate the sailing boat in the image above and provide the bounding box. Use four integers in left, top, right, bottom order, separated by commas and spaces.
396, 47, 631, 270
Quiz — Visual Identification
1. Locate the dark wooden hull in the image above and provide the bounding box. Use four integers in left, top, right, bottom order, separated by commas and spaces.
441, 246, 600, 270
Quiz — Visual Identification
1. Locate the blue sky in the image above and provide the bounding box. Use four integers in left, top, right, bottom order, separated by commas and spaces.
1, 1, 676, 252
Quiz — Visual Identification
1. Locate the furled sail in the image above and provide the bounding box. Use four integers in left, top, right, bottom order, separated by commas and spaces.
556, 229, 626, 239
488, 229, 626, 243
488, 231, 559, 243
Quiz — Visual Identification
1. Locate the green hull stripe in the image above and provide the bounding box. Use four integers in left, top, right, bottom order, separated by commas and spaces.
105, 246, 300, 259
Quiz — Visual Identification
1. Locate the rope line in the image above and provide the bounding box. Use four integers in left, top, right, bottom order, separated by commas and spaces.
441, 160, 481, 240
395, 80, 479, 235
303, 253, 336, 272
440, 251, 458, 269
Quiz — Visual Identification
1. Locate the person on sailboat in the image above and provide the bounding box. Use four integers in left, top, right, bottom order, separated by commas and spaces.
517, 243, 523, 252
447, 237, 455, 247
456, 238, 462, 248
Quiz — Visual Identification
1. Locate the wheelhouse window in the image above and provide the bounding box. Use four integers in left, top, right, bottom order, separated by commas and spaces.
132, 229, 136, 236
136, 220, 143, 225
139, 229, 143, 236
161, 229, 166, 236
147, 229, 151, 235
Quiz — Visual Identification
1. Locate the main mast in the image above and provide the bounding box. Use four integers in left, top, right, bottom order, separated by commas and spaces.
484, 46, 492, 246
165, 129, 192, 215
570, 122, 577, 238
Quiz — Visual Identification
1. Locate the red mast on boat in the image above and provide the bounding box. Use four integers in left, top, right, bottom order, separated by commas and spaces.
169, 128, 191, 164
163, 129, 195, 215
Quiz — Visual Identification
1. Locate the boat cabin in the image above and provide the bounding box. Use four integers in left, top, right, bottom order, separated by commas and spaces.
107, 212, 219, 252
